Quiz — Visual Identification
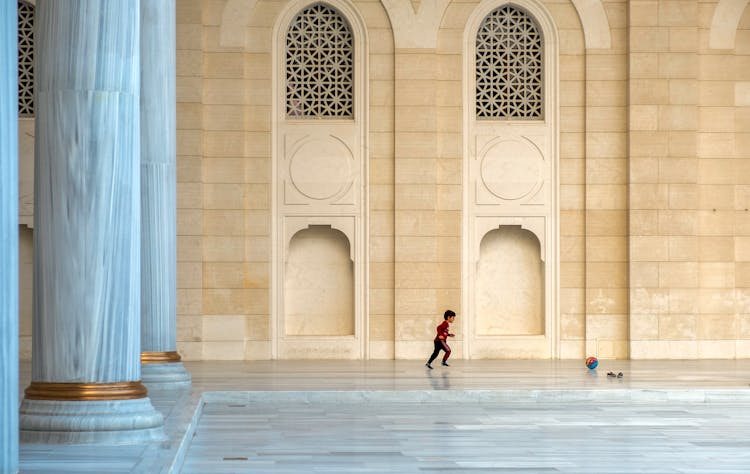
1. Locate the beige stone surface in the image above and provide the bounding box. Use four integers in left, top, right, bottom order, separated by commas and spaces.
22, 0, 750, 362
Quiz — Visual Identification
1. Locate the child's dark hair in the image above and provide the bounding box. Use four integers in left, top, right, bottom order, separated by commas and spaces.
444, 310, 456, 320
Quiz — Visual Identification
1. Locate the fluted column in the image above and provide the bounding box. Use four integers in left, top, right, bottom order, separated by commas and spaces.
19, 0, 164, 444
1, 0, 19, 469
140, 0, 191, 389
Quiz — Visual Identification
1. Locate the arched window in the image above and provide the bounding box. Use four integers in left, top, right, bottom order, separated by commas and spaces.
475, 4, 543, 119
18, 0, 34, 117
285, 3, 353, 119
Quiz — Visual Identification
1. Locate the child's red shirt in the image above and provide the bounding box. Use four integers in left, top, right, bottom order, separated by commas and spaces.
434, 321, 450, 341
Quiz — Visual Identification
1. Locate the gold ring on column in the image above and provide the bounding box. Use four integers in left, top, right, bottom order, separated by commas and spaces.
140, 351, 182, 364
24, 381, 148, 401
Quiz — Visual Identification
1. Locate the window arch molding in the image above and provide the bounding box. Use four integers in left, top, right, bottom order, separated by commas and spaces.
272, 0, 368, 124
463, 0, 558, 127
284, 2, 354, 119
475, 4, 544, 120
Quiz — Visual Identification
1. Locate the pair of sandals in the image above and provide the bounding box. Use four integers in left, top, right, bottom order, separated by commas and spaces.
607, 371, 623, 378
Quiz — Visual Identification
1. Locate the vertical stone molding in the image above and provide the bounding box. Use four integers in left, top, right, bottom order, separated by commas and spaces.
1, 0, 19, 469
19, 0, 164, 443
140, 0, 191, 389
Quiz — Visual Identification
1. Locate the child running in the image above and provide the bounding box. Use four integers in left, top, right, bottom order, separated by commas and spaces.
425, 310, 456, 369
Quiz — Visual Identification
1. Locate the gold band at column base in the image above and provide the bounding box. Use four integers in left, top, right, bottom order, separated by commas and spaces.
24, 381, 148, 401
141, 351, 182, 364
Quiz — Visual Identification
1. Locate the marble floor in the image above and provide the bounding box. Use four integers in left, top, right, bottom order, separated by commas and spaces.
16, 360, 750, 473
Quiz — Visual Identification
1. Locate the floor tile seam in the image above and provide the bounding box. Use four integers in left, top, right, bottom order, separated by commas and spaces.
166, 391, 205, 474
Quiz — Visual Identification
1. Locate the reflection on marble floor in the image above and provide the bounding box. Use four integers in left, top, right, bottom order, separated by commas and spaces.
17, 360, 750, 473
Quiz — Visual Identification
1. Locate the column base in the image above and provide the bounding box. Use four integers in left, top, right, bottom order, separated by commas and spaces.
19, 397, 166, 444
141, 362, 192, 390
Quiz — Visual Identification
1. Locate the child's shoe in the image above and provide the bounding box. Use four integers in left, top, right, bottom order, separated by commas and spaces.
425, 363, 433, 369
441, 361, 450, 367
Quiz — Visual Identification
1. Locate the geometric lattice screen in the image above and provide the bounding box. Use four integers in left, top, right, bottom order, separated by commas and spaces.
18, 0, 34, 117
286, 3, 353, 119
476, 5, 543, 120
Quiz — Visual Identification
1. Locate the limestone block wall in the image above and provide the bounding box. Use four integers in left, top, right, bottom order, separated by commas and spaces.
175, 0, 204, 360
15, 0, 628, 361
734, 5, 750, 356
190, 0, 270, 360
365, 2, 396, 360
18, 227, 31, 361
17, 119, 33, 361
15, 0, 750, 361
388, 0, 624, 361
392, 2, 462, 359
583, 0, 629, 359
629, 0, 750, 359
557, 0, 589, 359
392, 45, 455, 359
173, 0, 395, 360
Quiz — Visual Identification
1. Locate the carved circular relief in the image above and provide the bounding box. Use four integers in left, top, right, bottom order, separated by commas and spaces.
480, 139, 542, 200
289, 138, 351, 200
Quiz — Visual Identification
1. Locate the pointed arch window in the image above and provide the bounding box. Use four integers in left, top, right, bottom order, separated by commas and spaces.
285, 3, 354, 119
18, 0, 34, 117
475, 4, 543, 119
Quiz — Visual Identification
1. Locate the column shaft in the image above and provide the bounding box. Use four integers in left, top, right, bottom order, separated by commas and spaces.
20, 0, 163, 444
140, 0, 190, 388
33, 0, 141, 383
1, 0, 19, 470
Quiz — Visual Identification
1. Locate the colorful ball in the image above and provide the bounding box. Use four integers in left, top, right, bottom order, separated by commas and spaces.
585, 356, 598, 369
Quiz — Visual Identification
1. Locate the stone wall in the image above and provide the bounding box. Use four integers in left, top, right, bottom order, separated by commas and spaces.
16, 0, 750, 360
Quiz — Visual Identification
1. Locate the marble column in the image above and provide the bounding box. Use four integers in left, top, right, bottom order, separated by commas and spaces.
1, 0, 19, 470
140, 0, 191, 389
19, 0, 164, 444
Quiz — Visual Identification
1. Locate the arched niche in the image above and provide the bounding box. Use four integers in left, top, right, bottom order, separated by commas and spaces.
476, 226, 544, 337
709, 0, 749, 49
284, 226, 354, 337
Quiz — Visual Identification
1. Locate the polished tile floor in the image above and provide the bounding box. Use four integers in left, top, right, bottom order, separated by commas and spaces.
17, 360, 750, 473
182, 399, 750, 473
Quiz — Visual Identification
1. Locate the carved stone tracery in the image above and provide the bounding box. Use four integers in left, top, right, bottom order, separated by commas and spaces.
18, 0, 34, 117
475, 5, 543, 119
286, 3, 353, 119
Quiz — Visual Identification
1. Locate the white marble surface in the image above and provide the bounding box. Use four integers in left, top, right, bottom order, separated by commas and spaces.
140, 0, 180, 356
183, 398, 750, 473
180, 360, 750, 473
139, 0, 190, 388
16, 360, 750, 473
19, 398, 165, 445
32, 0, 142, 383
1, 0, 19, 470
184, 359, 750, 393
20, 0, 164, 445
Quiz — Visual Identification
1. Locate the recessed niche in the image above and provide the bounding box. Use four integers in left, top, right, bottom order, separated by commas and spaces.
476, 225, 544, 336
284, 225, 354, 337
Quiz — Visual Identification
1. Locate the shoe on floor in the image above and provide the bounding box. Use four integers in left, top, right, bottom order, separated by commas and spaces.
425, 363, 433, 369
607, 371, 616, 377
441, 361, 450, 367
617, 372, 623, 378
